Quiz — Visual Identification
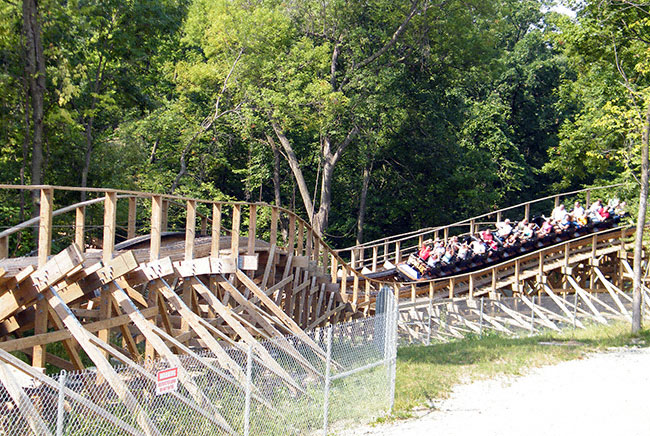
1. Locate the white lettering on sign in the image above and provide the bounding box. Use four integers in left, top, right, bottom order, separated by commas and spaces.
156, 367, 178, 395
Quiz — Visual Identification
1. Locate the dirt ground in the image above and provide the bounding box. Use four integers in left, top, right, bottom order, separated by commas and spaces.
340, 347, 650, 436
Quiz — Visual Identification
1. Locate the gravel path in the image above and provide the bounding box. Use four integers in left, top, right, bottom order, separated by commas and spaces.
341, 347, 650, 436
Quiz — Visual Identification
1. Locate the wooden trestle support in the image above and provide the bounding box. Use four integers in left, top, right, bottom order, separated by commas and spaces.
0, 183, 642, 434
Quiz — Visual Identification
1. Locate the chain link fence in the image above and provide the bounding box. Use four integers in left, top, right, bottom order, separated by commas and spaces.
0, 291, 398, 436
397, 287, 643, 347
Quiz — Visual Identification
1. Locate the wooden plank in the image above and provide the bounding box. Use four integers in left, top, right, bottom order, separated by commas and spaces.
38, 187, 53, 266
0, 244, 84, 324
296, 221, 304, 256
287, 214, 295, 253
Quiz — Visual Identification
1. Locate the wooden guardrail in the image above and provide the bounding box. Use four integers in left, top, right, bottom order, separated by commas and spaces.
337, 183, 625, 271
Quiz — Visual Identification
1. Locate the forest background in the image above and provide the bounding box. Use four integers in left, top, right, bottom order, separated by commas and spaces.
2, 0, 649, 255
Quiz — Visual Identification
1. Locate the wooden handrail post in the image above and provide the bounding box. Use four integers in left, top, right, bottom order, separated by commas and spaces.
331, 255, 338, 283
585, 190, 591, 208
469, 274, 475, 299
351, 249, 357, 270
496, 211, 501, 223
383, 241, 389, 263
287, 214, 296, 253
99, 191, 118, 361
0, 236, 7, 259
470, 219, 475, 235
372, 246, 378, 272
449, 277, 455, 299
211, 203, 222, 257
200, 216, 207, 236
247, 204, 257, 256
182, 200, 196, 333
296, 221, 304, 256
103, 191, 117, 263
270, 207, 278, 246
513, 260, 520, 295
33, 187, 53, 369
185, 200, 196, 261
75, 205, 85, 252
444, 227, 449, 243
524, 203, 530, 222
38, 187, 53, 265
231, 204, 241, 260
127, 197, 137, 240
554, 195, 560, 208
161, 199, 169, 232
150, 195, 163, 261
394, 241, 401, 264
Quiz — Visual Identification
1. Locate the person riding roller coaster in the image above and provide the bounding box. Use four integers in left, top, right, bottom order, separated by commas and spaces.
399, 199, 627, 281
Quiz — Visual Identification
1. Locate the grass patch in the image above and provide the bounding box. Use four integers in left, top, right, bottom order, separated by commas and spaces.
394, 321, 650, 414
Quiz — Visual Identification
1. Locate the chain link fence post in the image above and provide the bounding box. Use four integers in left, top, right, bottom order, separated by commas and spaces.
530, 296, 536, 335
478, 297, 485, 336
244, 344, 252, 436
388, 292, 398, 413
426, 294, 433, 346
56, 369, 67, 436
323, 326, 332, 436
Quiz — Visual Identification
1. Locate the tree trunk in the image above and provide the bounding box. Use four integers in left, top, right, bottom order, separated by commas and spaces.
271, 121, 315, 221
632, 102, 650, 333
356, 162, 373, 246
80, 119, 93, 202
313, 160, 335, 235
22, 0, 46, 210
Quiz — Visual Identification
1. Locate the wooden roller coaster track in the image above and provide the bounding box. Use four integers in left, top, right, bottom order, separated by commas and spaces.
0, 182, 635, 377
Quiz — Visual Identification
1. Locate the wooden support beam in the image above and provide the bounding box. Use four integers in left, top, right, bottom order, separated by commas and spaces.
155, 278, 247, 386
190, 277, 303, 393
44, 286, 161, 436
161, 199, 169, 232
235, 269, 329, 360
110, 280, 235, 432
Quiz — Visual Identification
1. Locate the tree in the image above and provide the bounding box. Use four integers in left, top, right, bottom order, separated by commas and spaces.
550, 0, 650, 332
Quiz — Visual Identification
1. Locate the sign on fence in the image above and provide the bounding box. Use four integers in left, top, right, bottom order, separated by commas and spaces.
156, 367, 178, 395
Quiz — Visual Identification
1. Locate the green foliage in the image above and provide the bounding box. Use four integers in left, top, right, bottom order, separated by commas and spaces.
2, 0, 644, 250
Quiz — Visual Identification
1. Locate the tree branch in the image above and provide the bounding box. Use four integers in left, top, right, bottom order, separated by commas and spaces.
170, 48, 244, 193
353, 0, 420, 72
332, 125, 360, 164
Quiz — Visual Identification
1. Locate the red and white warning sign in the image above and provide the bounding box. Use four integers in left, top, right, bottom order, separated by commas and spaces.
156, 367, 178, 395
